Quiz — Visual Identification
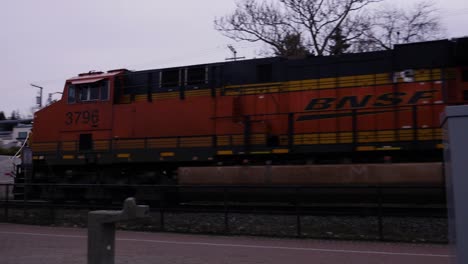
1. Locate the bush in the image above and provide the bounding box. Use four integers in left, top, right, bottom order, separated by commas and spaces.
0, 146, 20, 155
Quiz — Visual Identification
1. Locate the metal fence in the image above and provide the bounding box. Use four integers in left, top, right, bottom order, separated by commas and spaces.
0, 183, 448, 243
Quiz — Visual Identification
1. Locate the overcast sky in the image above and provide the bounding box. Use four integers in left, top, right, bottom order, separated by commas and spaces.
1, 0, 467, 118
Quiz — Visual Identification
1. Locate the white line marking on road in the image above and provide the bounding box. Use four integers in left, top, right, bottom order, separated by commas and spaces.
0, 231, 451, 258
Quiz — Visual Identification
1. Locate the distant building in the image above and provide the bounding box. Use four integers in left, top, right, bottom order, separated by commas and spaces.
0, 120, 32, 148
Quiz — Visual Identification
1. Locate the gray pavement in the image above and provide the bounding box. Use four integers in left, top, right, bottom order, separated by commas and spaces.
0, 156, 14, 199
0, 155, 15, 183
0, 223, 452, 264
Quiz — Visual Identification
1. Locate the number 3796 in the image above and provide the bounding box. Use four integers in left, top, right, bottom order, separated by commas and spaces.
65, 110, 99, 126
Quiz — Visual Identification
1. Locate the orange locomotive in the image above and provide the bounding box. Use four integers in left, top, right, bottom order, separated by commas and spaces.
20, 38, 468, 199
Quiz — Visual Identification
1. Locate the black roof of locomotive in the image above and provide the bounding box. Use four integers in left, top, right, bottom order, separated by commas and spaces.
118, 37, 468, 88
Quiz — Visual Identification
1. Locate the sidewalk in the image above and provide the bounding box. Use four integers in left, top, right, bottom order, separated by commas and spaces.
0, 156, 14, 199
0, 223, 452, 264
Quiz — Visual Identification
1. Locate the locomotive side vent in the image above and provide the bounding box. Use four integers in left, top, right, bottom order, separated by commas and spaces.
256, 64, 272, 83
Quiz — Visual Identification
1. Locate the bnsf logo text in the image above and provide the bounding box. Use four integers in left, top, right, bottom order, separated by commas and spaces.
304, 90, 438, 111
297, 90, 438, 121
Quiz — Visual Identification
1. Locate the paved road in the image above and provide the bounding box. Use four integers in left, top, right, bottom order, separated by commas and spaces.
0, 223, 452, 264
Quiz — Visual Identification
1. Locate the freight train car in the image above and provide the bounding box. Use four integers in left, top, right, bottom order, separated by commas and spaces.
16, 38, 468, 201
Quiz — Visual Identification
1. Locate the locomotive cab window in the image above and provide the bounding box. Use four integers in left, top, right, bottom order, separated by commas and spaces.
68, 80, 109, 103
68, 85, 76, 103
101, 84, 109, 100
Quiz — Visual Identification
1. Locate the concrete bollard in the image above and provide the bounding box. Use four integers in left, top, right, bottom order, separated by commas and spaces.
87, 197, 149, 264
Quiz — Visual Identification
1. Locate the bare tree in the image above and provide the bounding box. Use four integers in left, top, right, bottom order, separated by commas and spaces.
215, 0, 443, 56
281, 0, 380, 55
214, 0, 297, 56
359, 0, 444, 51
215, 0, 381, 56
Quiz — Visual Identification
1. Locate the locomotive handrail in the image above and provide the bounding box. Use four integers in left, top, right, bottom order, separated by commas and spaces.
211, 103, 443, 119
11, 132, 30, 160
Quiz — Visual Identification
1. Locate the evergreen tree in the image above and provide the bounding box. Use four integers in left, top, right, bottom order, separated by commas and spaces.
9, 110, 19, 120
276, 33, 310, 57
329, 27, 351, 55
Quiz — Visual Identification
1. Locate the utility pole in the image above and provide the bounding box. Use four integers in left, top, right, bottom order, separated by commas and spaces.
30, 84, 43, 108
